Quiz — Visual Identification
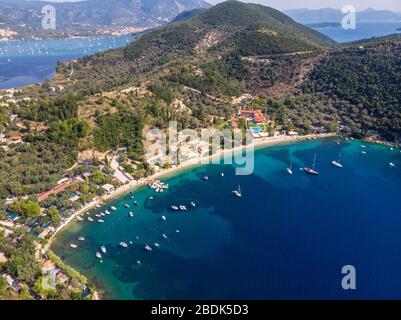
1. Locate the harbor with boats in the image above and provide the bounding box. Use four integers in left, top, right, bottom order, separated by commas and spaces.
50, 138, 401, 300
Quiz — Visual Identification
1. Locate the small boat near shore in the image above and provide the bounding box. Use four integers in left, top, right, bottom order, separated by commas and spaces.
96, 252, 102, 259
124, 204, 130, 208
110, 206, 117, 211
119, 242, 128, 248
98, 219, 105, 223
171, 205, 179, 211
191, 202, 196, 208
154, 243, 160, 248
87, 217, 94, 222
144, 245, 152, 252
76, 216, 84, 221
134, 201, 139, 206
161, 215, 167, 221
162, 234, 168, 239
101, 246, 107, 254
203, 176, 209, 181
129, 212, 134, 218
105, 210, 111, 215
148, 180, 169, 192
70, 244, 78, 249
96, 204, 101, 209
390, 162, 396, 168
179, 205, 187, 211
78, 237, 85, 241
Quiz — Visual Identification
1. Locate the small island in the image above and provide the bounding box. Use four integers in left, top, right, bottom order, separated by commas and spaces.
306, 22, 341, 28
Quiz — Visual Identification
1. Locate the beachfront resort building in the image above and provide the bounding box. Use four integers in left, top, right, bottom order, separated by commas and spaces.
239, 109, 267, 124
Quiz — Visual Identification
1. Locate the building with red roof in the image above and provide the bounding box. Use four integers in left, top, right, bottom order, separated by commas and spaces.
239, 109, 267, 124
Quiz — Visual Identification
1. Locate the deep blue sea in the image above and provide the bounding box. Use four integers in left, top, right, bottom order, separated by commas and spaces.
0, 34, 133, 89
51, 139, 401, 300
310, 21, 401, 43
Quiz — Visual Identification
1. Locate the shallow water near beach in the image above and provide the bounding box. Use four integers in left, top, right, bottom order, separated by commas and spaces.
52, 139, 401, 299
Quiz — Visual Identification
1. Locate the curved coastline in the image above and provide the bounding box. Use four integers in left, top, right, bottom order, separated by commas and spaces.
47, 136, 398, 299
46, 133, 336, 250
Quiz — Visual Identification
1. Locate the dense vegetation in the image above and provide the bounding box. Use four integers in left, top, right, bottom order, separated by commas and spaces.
302, 37, 401, 140
57, 1, 334, 97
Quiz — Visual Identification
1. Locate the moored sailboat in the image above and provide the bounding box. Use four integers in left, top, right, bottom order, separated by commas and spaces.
287, 160, 293, 175
304, 154, 319, 175
232, 185, 242, 198
332, 152, 343, 168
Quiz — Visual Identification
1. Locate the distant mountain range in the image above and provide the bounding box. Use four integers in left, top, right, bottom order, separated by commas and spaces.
0, 0, 211, 31
285, 8, 401, 23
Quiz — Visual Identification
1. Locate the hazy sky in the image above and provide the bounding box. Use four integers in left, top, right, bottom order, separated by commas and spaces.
37, 1, 401, 12
208, 0, 401, 11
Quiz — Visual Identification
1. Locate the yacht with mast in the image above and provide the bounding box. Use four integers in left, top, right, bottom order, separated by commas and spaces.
304, 154, 319, 176
232, 185, 242, 198
332, 153, 343, 168
287, 160, 293, 175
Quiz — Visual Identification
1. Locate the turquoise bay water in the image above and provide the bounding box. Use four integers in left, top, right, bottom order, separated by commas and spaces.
52, 139, 401, 300
0, 34, 134, 89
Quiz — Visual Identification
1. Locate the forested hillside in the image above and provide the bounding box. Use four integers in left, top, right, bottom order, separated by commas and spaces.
302, 36, 401, 140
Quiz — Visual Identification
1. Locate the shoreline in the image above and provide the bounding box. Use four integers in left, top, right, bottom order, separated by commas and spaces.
44, 133, 335, 251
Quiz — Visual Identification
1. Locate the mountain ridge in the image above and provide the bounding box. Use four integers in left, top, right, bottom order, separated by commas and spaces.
0, 0, 212, 31
57, 0, 335, 97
